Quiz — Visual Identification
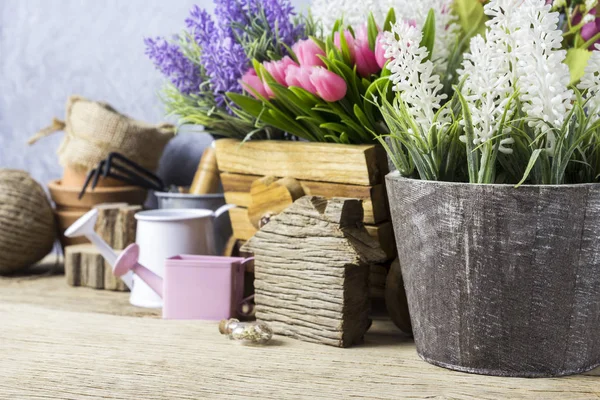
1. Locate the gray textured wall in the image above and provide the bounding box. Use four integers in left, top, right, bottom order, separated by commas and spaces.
0, 0, 305, 187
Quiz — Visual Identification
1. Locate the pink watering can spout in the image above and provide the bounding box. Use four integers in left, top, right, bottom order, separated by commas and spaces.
114, 244, 163, 298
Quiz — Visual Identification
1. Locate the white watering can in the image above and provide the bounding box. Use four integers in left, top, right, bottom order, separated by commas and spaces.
65, 204, 235, 308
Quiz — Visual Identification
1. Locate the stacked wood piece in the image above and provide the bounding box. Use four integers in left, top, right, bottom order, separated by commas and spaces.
214, 139, 397, 261
65, 203, 141, 291
242, 196, 387, 347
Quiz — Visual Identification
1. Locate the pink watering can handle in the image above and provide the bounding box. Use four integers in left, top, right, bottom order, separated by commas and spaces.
114, 244, 164, 298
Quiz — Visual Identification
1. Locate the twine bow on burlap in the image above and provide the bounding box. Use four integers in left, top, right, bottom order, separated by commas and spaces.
28, 118, 67, 145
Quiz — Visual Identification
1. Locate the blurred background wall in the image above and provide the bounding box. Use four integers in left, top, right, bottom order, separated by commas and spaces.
0, 0, 304, 187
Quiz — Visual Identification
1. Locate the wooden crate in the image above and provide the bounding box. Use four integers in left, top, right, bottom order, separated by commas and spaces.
214, 139, 396, 260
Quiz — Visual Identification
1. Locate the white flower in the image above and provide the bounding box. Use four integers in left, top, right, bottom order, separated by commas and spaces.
311, 0, 388, 32
578, 44, 600, 122
459, 0, 573, 153
459, 35, 515, 153
399, 0, 460, 76
585, 0, 598, 12
383, 20, 448, 134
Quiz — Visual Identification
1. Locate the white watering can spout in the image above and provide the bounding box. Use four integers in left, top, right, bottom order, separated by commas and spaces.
214, 203, 236, 219
64, 209, 134, 290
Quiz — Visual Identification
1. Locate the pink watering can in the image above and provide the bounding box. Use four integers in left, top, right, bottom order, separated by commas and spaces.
113, 243, 253, 320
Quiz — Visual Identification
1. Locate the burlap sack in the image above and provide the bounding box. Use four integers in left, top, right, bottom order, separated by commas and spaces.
30, 96, 175, 172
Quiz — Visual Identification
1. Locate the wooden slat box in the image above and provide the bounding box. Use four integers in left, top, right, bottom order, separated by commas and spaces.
214, 139, 396, 260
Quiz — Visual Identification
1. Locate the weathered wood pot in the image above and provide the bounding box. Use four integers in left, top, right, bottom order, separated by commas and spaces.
386, 171, 600, 377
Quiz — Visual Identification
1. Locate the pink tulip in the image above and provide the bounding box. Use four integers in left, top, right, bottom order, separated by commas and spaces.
582, 17, 600, 49
263, 56, 298, 97
293, 39, 326, 67
309, 67, 347, 102
284, 64, 317, 95
375, 33, 388, 68
353, 25, 381, 77
240, 68, 268, 99
334, 30, 356, 63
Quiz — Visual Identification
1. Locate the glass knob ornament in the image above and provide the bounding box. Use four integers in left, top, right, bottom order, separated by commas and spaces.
218, 318, 273, 345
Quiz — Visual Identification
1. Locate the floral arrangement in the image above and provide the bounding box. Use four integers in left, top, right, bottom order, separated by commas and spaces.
144, 0, 313, 139
379, 0, 600, 185
227, 12, 393, 143
227, 2, 469, 144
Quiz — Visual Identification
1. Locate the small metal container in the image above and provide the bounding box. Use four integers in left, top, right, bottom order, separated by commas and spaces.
155, 192, 232, 255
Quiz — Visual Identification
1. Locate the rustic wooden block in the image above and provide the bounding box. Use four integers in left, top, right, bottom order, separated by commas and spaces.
242, 196, 387, 347
63, 244, 127, 291
85, 251, 104, 289
94, 203, 128, 247
220, 172, 389, 224
369, 263, 388, 299
230, 206, 395, 260
113, 205, 141, 251
384, 258, 412, 336
214, 139, 388, 186
64, 247, 81, 287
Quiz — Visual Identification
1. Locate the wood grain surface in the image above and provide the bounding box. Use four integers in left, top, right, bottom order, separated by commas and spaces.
0, 264, 599, 399
214, 139, 387, 186
243, 197, 387, 348
220, 172, 388, 224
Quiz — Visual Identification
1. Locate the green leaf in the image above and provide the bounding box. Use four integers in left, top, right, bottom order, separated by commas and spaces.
227, 92, 265, 117
367, 12, 378, 51
564, 48, 592, 85
320, 122, 347, 134
383, 8, 396, 32
453, 0, 486, 38
338, 28, 354, 66
420, 9, 436, 61
456, 90, 479, 183
516, 149, 544, 187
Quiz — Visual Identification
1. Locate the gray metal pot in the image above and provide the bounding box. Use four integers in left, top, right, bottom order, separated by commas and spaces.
386, 171, 600, 377
155, 192, 232, 255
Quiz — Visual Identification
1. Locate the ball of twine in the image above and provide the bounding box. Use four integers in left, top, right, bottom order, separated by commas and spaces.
0, 170, 57, 274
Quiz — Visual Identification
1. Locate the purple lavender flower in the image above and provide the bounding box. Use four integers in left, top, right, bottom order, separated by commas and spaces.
254, 0, 304, 49
214, 0, 249, 35
144, 37, 201, 95
185, 6, 216, 49
146, 0, 308, 113
202, 38, 249, 107
185, 5, 250, 108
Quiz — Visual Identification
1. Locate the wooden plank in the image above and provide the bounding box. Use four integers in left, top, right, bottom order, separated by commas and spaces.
221, 172, 389, 224
2, 301, 600, 399
214, 138, 388, 186
1, 266, 599, 399
229, 207, 259, 241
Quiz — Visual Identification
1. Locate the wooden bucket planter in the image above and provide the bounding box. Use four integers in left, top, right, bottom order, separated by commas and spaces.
386, 171, 600, 377
214, 139, 396, 260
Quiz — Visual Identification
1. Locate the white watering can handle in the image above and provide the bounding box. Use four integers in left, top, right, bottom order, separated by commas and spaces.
214, 204, 236, 219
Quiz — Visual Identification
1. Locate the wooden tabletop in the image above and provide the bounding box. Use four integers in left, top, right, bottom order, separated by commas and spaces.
1, 262, 599, 400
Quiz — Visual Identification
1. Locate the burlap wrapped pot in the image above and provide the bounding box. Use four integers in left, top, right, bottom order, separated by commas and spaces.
0, 170, 57, 274
30, 96, 175, 173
